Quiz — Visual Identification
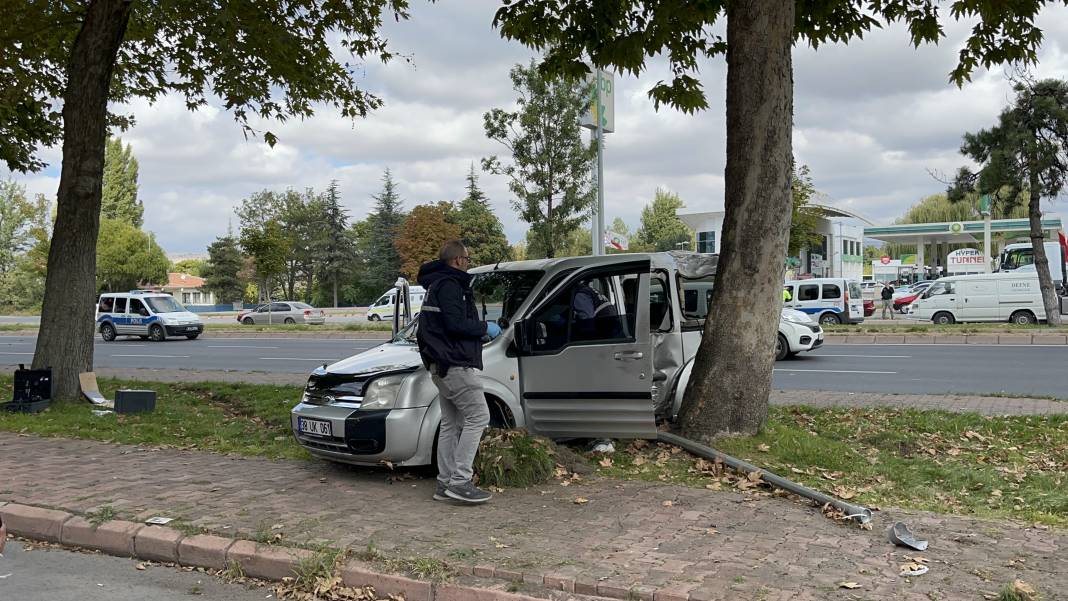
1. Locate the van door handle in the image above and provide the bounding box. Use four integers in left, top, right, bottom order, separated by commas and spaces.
614, 351, 644, 360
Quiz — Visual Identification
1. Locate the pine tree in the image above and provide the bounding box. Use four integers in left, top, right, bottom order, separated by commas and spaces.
366, 168, 406, 290
316, 180, 355, 307
203, 234, 246, 305
456, 165, 511, 266
101, 137, 143, 227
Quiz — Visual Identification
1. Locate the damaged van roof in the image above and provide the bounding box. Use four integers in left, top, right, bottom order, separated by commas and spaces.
470, 251, 718, 278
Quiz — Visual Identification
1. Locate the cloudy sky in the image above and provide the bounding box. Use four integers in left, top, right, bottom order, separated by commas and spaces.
6, 3, 1068, 255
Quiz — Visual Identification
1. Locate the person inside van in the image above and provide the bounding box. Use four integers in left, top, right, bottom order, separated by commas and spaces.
99, 297, 114, 313
572, 279, 621, 340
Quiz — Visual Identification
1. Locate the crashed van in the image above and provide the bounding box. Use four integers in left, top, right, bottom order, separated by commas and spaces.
291, 252, 822, 467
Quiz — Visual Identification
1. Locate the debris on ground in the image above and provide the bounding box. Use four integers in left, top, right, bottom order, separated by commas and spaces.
887, 521, 929, 551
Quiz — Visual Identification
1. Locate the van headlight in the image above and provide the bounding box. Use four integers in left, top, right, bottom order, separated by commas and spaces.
359, 374, 407, 411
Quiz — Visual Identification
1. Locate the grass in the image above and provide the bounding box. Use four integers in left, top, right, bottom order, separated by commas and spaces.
0, 376, 308, 460
85, 505, 119, 526
473, 429, 557, 488
597, 406, 1068, 526
824, 322, 1068, 335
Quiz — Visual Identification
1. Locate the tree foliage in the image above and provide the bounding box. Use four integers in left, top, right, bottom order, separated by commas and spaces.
396, 204, 463, 278
457, 165, 512, 266
483, 60, 595, 258
635, 189, 692, 252
314, 180, 357, 307
0, 180, 50, 309
788, 165, 825, 257
203, 236, 245, 305
101, 137, 143, 226
172, 259, 207, 276
96, 218, 169, 291
365, 169, 407, 290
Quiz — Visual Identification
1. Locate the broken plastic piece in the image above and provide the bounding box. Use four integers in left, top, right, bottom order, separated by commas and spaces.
900, 564, 929, 577
590, 439, 615, 453
145, 516, 174, 525
887, 521, 929, 551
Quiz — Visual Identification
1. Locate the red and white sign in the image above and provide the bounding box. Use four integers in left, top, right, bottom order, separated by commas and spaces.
947, 248, 986, 273
880, 256, 891, 265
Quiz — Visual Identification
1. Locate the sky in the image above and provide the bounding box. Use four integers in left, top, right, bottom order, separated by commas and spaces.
5, 3, 1068, 256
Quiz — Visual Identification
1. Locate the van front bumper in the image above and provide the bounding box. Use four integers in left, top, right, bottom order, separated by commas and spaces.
291, 402, 429, 466
165, 324, 203, 336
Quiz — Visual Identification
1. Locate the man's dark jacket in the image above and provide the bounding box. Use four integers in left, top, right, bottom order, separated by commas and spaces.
880, 285, 894, 300
416, 260, 487, 376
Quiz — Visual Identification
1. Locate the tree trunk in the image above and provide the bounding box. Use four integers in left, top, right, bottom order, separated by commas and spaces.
33, 0, 133, 400
1027, 172, 1061, 326
332, 275, 339, 308
676, 1, 795, 441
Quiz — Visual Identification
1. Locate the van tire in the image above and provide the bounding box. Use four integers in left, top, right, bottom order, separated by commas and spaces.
149, 324, 166, 342
1010, 310, 1037, 325
775, 334, 789, 361
242, 317, 254, 325
932, 312, 955, 325
284, 317, 296, 324
100, 323, 116, 342
369, 314, 380, 321
186, 334, 199, 340
818, 312, 841, 326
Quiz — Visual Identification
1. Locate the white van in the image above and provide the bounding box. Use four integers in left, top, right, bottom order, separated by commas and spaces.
908, 272, 1068, 325
96, 291, 204, 341
783, 278, 865, 325
366, 286, 425, 321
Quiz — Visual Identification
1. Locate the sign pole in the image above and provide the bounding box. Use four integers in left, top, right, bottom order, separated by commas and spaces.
594, 70, 605, 256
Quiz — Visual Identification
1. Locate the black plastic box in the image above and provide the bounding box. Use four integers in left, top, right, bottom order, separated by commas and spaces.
115, 389, 156, 414
3, 365, 52, 413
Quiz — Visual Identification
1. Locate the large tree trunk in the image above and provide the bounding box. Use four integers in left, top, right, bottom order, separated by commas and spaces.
33, 0, 133, 400
1027, 172, 1061, 326
676, 1, 795, 441
332, 275, 339, 308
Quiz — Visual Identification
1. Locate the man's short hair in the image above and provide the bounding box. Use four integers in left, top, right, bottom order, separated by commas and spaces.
439, 239, 467, 262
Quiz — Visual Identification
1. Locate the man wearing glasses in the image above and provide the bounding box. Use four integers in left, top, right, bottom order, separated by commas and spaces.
416, 240, 502, 504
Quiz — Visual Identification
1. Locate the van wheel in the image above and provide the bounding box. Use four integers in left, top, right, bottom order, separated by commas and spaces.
818, 312, 841, 326
186, 334, 199, 340
369, 314, 380, 322
242, 317, 255, 325
284, 317, 296, 324
1010, 310, 1037, 325
100, 323, 116, 342
149, 324, 166, 342
775, 334, 789, 361
932, 312, 955, 325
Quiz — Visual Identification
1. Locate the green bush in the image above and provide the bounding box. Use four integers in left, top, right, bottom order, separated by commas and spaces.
474, 429, 556, 488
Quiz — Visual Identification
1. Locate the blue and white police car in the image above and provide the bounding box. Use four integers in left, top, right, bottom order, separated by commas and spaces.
95, 291, 204, 341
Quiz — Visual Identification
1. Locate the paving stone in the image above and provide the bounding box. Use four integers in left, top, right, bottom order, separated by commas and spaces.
134, 525, 184, 563
178, 534, 235, 570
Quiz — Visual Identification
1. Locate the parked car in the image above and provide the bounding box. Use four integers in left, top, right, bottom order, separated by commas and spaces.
238, 302, 326, 325
366, 287, 425, 321
908, 272, 1068, 324
863, 299, 875, 317
96, 291, 204, 341
777, 309, 824, 360
783, 277, 865, 325
291, 252, 824, 468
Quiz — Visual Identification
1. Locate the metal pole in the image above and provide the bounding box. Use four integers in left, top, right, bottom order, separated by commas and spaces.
984, 212, 992, 273
594, 70, 605, 256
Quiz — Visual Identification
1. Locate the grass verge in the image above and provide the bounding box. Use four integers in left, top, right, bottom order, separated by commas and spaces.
596, 406, 1068, 526
0, 376, 308, 460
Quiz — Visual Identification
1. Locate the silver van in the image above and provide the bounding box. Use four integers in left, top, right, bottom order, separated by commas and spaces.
290, 252, 793, 467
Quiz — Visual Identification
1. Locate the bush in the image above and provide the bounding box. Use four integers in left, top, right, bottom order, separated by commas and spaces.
474, 429, 556, 488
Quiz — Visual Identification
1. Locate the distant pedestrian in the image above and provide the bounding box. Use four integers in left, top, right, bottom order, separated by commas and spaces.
416, 240, 502, 504
880, 281, 895, 320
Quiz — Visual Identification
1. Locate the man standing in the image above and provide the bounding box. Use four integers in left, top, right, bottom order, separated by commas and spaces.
416, 240, 502, 504
880, 281, 895, 320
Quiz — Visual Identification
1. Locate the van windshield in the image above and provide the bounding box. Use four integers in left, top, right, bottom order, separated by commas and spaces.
472, 271, 543, 324
145, 296, 186, 314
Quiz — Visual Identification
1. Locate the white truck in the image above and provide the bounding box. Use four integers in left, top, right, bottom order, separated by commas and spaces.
997, 241, 1068, 289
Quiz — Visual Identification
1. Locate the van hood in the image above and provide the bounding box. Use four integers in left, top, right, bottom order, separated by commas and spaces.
325, 341, 422, 375
159, 311, 201, 322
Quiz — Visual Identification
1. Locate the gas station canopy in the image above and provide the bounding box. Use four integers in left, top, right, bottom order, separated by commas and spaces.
864, 217, 1063, 245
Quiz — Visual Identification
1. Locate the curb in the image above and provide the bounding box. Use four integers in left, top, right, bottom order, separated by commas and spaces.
0, 502, 613, 601
825, 333, 1068, 345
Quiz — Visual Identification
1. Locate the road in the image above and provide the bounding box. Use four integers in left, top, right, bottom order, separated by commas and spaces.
2, 335, 1067, 398
0, 540, 269, 601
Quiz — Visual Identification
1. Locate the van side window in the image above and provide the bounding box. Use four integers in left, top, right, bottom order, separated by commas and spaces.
129, 298, 149, 316
113, 297, 127, 314
798, 284, 819, 301
649, 276, 670, 331
822, 284, 841, 299
531, 275, 635, 352
98, 298, 115, 313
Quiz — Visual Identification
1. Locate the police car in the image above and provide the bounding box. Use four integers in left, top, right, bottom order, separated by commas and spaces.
95, 291, 204, 341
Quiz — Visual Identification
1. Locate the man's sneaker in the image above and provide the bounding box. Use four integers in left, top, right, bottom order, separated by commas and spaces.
445, 481, 492, 504
432, 482, 449, 501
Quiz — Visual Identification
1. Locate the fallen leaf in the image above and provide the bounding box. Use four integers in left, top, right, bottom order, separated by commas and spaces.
598, 457, 613, 468
746, 471, 762, 482
1008, 579, 1037, 599
380, 460, 394, 470
662, 500, 674, 507
757, 443, 771, 452
838, 582, 861, 589
573, 497, 590, 505
136, 563, 147, 571
991, 489, 1003, 497
706, 528, 718, 535
632, 456, 647, 466
494, 543, 510, 549
947, 448, 962, 456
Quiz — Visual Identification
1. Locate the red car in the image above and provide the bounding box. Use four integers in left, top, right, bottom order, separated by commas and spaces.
863, 299, 875, 317
894, 292, 922, 313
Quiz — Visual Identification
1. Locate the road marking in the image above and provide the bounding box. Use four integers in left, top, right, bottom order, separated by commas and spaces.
111, 352, 191, 356
258, 357, 339, 361
815, 354, 912, 358
775, 368, 898, 374
207, 345, 280, 349
0, 351, 32, 355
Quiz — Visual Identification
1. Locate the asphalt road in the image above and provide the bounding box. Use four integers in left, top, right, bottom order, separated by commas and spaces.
2, 335, 1067, 399
0, 540, 270, 601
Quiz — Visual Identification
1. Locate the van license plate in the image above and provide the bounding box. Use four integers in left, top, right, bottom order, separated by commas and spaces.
298, 418, 332, 437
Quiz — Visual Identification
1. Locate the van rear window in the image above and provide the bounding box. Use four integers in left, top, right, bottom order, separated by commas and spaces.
822, 284, 841, 299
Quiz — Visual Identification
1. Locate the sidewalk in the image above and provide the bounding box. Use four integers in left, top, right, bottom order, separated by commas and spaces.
1, 433, 1064, 600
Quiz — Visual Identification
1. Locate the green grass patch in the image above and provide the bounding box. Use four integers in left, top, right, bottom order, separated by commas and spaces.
597, 406, 1068, 526
474, 429, 557, 488
0, 375, 308, 460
